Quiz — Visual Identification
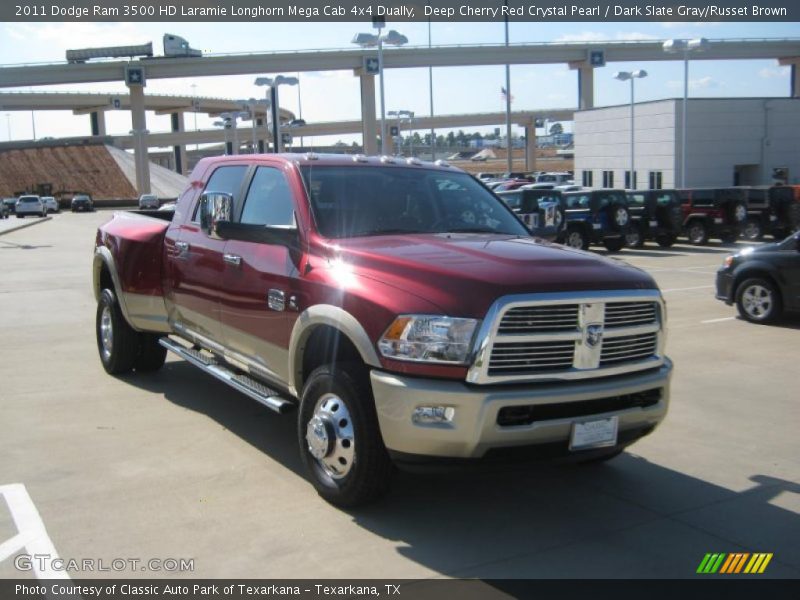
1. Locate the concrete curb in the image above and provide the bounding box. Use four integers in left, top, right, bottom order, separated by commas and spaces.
0, 216, 53, 237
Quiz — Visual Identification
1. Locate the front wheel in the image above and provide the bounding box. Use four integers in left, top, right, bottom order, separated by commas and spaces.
298, 364, 394, 507
96, 289, 140, 374
655, 233, 677, 248
736, 278, 781, 324
564, 228, 589, 251
603, 237, 625, 252
686, 221, 708, 245
624, 225, 644, 248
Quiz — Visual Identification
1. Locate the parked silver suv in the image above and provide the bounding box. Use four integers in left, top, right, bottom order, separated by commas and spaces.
15, 195, 46, 218
138, 193, 159, 209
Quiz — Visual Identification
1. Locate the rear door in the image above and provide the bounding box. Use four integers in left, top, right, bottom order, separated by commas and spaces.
166, 163, 250, 345
219, 164, 300, 385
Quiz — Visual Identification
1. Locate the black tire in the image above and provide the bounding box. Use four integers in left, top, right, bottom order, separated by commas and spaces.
564, 227, 589, 251
686, 220, 708, 245
603, 237, 625, 252
735, 277, 781, 324
298, 364, 394, 507
96, 288, 140, 375
655, 233, 677, 248
135, 334, 167, 372
16, 214, 23, 219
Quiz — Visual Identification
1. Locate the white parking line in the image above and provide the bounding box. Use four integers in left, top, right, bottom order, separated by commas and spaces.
0, 483, 69, 580
661, 285, 715, 293
701, 317, 736, 324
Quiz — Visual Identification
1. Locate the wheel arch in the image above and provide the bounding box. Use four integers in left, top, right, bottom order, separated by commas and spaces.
288, 305, 382, 397
93, 247, 137, 329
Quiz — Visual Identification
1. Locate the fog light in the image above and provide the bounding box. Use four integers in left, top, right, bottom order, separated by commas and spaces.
412, 406, 455, 424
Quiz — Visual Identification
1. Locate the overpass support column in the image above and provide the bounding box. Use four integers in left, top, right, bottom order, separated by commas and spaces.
777, 57, 800, 98
128, 85, 151, 195
170, 112, 187, 175
90, 111, 106, 137
525, 121, 537, 172
358, 73, 379, 155
570, 61, 595, 110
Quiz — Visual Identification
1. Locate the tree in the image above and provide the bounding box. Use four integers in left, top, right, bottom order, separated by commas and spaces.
549, 122, 563, 135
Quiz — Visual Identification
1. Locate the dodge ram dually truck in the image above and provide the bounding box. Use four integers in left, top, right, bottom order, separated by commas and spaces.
94, 154, 673, 507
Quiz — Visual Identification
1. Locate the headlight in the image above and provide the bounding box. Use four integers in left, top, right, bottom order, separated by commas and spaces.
723, 255, 734, 268
378, 316, 479, 364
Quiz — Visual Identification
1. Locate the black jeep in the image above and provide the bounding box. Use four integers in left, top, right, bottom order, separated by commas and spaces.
560, 189, 631, 252
738, 186, 796, 242
678, 188, 747, 245
625, 189, 684, 248
496, 188, 566, 242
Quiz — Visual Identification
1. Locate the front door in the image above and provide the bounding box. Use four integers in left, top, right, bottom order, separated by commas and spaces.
219, 164, 300, 386
166, 163, 250, 345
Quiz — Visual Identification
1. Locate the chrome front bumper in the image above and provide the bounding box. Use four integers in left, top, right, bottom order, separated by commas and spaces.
371, 359, 672, 459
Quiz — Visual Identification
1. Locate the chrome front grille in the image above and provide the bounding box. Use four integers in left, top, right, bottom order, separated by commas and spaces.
489, 340, 575, 374
468, 290, 666, 384
604, 302, 657, 327
497, 305, 579, 334
600, 333, 658, 365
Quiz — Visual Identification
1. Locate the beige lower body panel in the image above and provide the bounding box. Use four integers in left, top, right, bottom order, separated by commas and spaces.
371, 361, 672, 459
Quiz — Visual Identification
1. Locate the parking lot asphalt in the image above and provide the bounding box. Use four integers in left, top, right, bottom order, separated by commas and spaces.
1, 211, 798, 580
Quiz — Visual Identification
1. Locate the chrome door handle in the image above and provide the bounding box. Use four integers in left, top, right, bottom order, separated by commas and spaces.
174, 241, 189, 257
223, 253, 242, 266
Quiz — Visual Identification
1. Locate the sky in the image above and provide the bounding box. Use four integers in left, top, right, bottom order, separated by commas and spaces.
0, 20, 798, 147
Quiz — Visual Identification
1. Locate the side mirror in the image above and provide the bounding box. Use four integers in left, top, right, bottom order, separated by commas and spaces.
199, 192, 233, 239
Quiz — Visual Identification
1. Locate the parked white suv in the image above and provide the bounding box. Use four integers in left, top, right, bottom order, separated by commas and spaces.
15, 195, 46, 218
41, 196, 59, 213
138, 193, 159, 209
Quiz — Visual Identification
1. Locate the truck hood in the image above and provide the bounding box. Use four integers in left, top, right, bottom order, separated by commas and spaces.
328, 233, 658, 318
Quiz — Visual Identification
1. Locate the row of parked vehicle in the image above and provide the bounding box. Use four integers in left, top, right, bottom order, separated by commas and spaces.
494, 184, 800, 251
1, 194, 95, 218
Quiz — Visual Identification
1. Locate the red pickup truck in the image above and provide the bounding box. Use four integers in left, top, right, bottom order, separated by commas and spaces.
93, 154, 673, 507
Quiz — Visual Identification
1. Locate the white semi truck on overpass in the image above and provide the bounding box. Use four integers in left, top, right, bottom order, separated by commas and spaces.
66, 34, 201, 63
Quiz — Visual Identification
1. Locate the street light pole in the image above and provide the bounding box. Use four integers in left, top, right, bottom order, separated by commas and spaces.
255, 75, 299, 153
428, 18, 435, 160
503, 0, 512, 173
190, 83, 198, 151
663, 38, 709, 188
614, 70, 648, 190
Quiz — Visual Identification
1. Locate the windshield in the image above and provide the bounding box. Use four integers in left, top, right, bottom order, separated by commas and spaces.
300, 166, 528, 239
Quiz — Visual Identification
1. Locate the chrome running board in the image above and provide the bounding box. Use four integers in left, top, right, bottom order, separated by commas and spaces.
159, 337, 295, 415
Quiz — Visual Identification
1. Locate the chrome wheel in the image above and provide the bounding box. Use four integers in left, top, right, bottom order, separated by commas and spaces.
305, 393, 355, 480
688, 223, 706, 245
625, 230, 641, 247
614, 207, 629, 227
566, 231, 585, 249
742, 220, 761, 241
741, 284, 773, 320
99, 305, 113, 360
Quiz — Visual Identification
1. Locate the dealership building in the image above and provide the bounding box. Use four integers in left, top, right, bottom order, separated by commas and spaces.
573, 98, 800, 190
